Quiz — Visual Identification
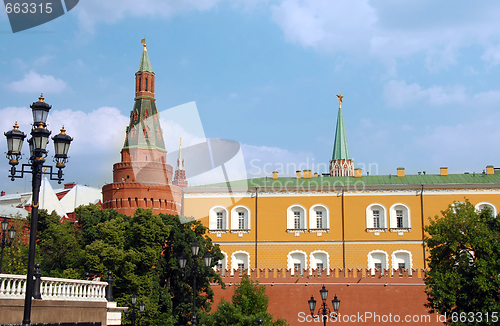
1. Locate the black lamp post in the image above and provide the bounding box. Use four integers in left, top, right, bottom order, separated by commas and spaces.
308, 285, 340, 326
125, 293, 145, 326
178, 239, 212, 326
0, 216, 16, 272
4, 94, 73, 326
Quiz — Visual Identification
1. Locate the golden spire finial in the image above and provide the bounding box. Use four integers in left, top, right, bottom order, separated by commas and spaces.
13, 121, 19, 130
180, 137, 182, 149
337, 92, 343, 108
39, 93, 45, 102
141, 38, 147, 49
60, 126, 66, 135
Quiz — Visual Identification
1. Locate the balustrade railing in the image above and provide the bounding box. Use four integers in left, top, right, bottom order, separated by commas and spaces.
0, 273, 108, 302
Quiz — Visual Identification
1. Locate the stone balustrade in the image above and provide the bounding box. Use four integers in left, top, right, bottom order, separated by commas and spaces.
0, 273, 108, 302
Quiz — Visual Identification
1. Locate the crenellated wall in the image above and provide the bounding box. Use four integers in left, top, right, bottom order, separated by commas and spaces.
211, 268, 443, 326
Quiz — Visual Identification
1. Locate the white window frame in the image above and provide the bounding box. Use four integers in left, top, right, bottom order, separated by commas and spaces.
214, 251, 228, 275
231, 250, 250, 275
230, 205, 251, 233
209, 206, 229, 233
366, 204, 387, 232
287, 205, 307, 232
389, 203, 411, 232
309, 204, 329, 232
391, 250, 413, 276
475, 202, 497, 217
367, 250, 389, 275
310, 250, 330, 275
287, 250, 307, 276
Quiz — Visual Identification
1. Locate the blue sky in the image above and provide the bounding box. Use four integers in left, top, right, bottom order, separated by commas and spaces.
2, 0, 500, 193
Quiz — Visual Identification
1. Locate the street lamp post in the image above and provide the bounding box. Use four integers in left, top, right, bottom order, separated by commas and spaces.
0, 216, 16, 272
178, 239, 212, 326
4, 94, 73, 326
308, 285, 340, 326
124, 293, 145, 326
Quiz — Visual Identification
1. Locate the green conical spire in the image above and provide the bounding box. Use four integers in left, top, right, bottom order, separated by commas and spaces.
137, 42, 154, 73
332, 95, 350, 160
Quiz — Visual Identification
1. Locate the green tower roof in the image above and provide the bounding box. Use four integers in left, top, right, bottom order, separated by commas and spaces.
332, 105, 350, 160
137, 45, 154, 73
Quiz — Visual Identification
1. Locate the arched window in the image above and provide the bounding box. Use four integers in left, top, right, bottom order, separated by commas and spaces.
309, 204, 329, 232
310, 250, 329, 275
475, 202, 497, 217
392, 250, 412, 276
231, 205, 251, 233
389, 203, 411, 234
231, 251, 250, 275
130, 126, 136, 138
366, 203, 387, 234
287, 205, 307, 233
145, 77, 148, 91
367, 250, 389, 275
133, 110, 138, 122
143, 125, 150, 138
209, 206, 229, 234
144, 109, 149, 120
287, 250, 307, 276
215, 251, 228, 276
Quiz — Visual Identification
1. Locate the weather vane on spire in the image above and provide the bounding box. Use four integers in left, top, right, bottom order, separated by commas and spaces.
141, 38, 147, 48
337, 92, 344, 108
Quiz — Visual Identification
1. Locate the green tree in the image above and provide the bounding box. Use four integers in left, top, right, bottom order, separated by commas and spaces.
84, 208, 171, 325
199, 275, 288, 326
424, 200, 500, 325
1, 216, 28, 275
158, 214, 224, 325
35, 209, 84, 278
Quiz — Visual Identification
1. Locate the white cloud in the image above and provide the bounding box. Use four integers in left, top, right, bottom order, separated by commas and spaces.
384, 80, 466, 108
270, 0, 500, 70
8, 71, 67, 94
75, 0, 223, 33
413, 113, 500, 172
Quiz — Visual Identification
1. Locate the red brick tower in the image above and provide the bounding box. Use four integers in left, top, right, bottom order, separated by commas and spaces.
172, 138, 188, 188
102, 41, 182, 216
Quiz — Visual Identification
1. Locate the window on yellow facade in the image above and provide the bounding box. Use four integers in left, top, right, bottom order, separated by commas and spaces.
366, 204, 387, 230
309, 204, 329, 230
368, 250, 388, 275
287, 250, 307, 276
231, 251, 250, 275
231, 205, 251, 231
310, 250, 329, 276
287, 205, 307, 231
389, 203, 411, 230
392, 250, 412, 276
209, 206, 229, 231
475, 202, 497, 217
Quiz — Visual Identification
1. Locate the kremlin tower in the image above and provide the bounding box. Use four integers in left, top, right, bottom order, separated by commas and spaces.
329, 93, 354, 177
172, 138, 188, 188
102, 40, 182, 216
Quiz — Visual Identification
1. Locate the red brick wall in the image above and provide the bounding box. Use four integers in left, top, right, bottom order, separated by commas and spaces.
211, 269, 443, 326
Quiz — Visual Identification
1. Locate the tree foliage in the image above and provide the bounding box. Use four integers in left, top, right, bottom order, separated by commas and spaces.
424, 200, 500, 325
200, 275, 288, 326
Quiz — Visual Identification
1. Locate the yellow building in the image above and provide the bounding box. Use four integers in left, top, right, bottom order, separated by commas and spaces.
183, 97, 500, 275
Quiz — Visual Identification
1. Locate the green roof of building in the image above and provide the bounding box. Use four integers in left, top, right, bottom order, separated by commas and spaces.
332, 106, 350, 160
190, 170, 500, 189
138, 47, 154, 73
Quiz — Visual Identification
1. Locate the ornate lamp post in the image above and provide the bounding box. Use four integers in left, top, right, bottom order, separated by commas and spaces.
308, 285, 340, 326
178, 239, 212, 326
4, 94, 73, 326
125, 293, 145, 326
0, 216, 16, 272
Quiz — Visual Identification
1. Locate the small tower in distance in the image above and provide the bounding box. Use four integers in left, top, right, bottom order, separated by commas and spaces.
173, 138, 188, 188
330, 92, 354, 177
